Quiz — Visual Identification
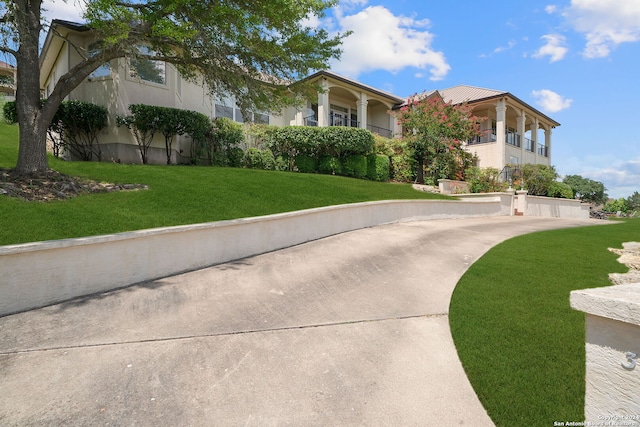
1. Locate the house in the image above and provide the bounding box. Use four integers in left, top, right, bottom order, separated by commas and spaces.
38, 20, 559, 171
435, 85, 559, 170
0, 60, 16, 101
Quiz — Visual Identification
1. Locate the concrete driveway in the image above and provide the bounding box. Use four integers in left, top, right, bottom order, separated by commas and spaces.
0, 216, 600, 426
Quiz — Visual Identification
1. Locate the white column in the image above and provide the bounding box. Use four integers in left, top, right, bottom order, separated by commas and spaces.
317, 79, 329, 127
357, 94, 368, 130
496, 99, 507, 168
517, 110, 526, 160
532, 117, 539, 159
545, 126, 552, 160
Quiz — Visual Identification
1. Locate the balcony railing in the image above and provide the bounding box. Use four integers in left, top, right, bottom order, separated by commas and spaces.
367, 124, 392, 138
538, 144, 548, 157
506, 133, 521, 148
468, 133, 497, 145
304, 115, 392, 138
525, 138, 534, 152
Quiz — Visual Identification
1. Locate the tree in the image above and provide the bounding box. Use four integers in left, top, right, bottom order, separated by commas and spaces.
563, 174, 608, 205
627, 191, 640, 211
397, 94, 484, 184
0, 0, 344, 174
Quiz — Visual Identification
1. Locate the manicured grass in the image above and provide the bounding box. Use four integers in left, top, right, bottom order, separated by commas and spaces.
449, 219, 640, 427
0, 123, 450, 245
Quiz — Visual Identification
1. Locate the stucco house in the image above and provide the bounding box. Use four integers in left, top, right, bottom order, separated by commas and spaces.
0, 60, 16, 101
39, 19, 559, 171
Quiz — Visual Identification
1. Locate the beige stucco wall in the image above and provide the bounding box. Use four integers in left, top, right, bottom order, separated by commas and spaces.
0, 199, 509, 317
525, 195, 590, 219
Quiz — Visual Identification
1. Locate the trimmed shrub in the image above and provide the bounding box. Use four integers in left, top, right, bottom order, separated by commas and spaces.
318, 155, 342, 175
243, 147, 275, 170
367, 154, 390, 181
465, 167, 507, 193
342, 155, 367, 179
390, 154, 415, 182
548, 181, 574, 199
294, 155, 317, 173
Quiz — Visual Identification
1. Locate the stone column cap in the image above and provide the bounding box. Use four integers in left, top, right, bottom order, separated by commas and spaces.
571, 283, 640, 326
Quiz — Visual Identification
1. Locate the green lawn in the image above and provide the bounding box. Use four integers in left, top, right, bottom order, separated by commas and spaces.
0, 123, 449, 245
449, 219, 640, 427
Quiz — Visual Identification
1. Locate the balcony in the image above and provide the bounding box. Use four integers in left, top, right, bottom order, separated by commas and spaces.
538, 143, 548, 157
525, 138, 534, 152
506, 132, 521, 148
468, 132, 497, 145
304, 114, 392, 138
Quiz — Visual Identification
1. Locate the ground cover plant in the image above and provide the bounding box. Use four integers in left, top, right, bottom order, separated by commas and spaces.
0, 124, 451, 245
449, 218, 640, 426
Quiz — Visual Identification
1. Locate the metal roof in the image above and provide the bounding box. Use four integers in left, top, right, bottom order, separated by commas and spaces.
438, 85, 506, 104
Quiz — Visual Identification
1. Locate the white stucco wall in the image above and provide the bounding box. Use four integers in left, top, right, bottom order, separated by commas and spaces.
525, 195, 590, 219
0, 199, 509, 317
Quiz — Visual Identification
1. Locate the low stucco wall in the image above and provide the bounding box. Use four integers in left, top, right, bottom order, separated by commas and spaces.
0, 198, 507, 317
452, 192, 515, 217
525, 195, 590, 219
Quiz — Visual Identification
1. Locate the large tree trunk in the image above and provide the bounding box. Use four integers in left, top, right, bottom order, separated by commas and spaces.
13, 0, 50, 175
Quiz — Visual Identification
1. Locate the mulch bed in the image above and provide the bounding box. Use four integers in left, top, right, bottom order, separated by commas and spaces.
0, 168, 148, 202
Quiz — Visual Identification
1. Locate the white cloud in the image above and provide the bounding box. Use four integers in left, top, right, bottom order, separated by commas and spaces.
531, 89, 573, 112
564, 0, 640, 58
578, 159, 640, 199
545, 5, 558, 14
493, 40, 517, 54
328, 5, 450, 81
532, 34, 568, 62
42, 0, 85, 23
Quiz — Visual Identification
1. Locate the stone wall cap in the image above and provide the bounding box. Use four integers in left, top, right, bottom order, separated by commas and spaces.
570, 283, 640, 326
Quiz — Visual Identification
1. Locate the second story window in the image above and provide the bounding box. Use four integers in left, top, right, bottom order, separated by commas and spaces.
129, 46, 166, 85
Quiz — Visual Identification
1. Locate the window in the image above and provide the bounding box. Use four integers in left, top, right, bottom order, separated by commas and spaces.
215, 104, 233, 119
88, 43, 111, 79
129, 46, 166, 85
254, 112, 269, 124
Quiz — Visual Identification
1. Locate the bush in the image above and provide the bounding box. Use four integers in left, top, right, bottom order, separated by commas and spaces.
318, 155, 342, 175
342, 155, 367, 179
465, 167, 507, 193
390, 154, 415, 182
203, 117, 244, 166
548, 181, 574, 199
243, 147, 275, 170
367, 154, 390, 181
517, 164, 558, 196
603, 198, 629, 213
294, 155, 317, 173
54, 100, 108, 161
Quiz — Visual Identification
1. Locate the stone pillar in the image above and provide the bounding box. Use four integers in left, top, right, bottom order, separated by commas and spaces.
532, 117, 539, 158
496, 99, 507, 167
357, 94, 368, 130
515, 190, 527, 216
317, 79, 329, 127
571, 243, 640, 423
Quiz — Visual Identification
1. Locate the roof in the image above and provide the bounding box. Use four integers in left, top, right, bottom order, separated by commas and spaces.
438, 85, 506, 104
301, 70, 405, 104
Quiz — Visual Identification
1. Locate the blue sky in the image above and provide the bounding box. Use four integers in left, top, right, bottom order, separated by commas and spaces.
44, 0, 640, 198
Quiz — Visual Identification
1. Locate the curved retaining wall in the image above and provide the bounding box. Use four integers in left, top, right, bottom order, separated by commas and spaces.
0, 198, 506, 317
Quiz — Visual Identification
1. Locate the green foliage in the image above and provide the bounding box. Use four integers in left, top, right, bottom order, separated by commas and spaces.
397, 94, 485, 184
243, 147, 276, 170
464, 167, 507, 193
294, 155, 317, 173
603, 198, 629, 213
202, 117, 245, 166
53, 100, 108, 161
3, 100, 17, 124
516, 164, 559, 196
563, 174, 608, 204
373, 134, 395, 157
626, 191, 640, 211
117, 104, 161, 164
548, 181, 574, 199
367, 154, 390, 181
342, 155, 368, 179
318, 156, 342, 175
244, 123, 278, 149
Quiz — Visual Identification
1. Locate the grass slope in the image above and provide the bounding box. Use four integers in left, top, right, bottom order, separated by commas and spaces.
449, 219, 640, 426
0, 123, 448, 245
